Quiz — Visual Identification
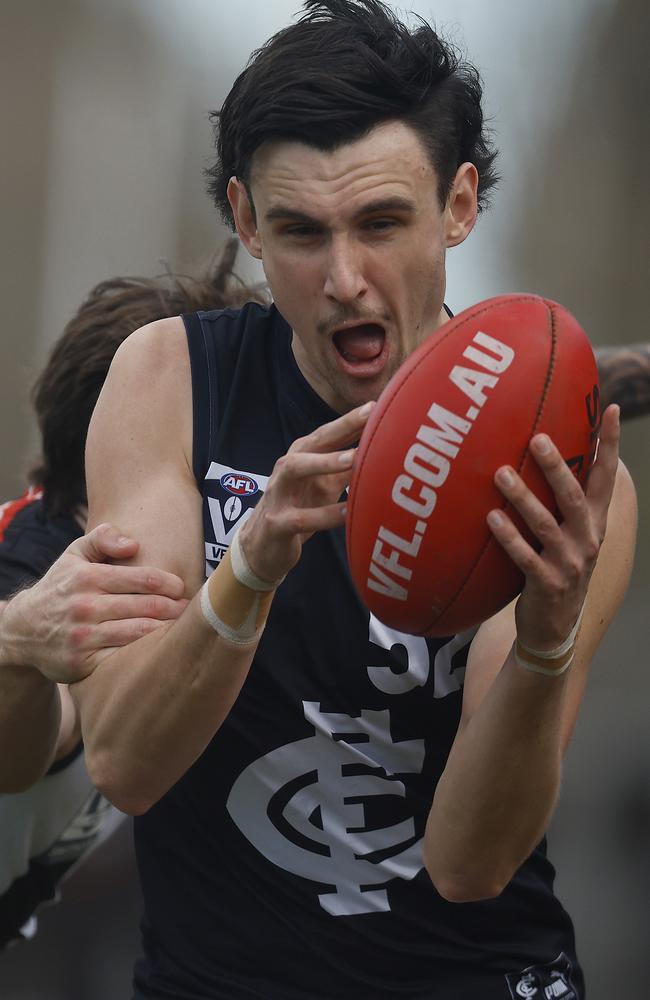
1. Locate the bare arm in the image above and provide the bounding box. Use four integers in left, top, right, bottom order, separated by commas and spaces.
0, 524, 187, 792
424, 408, 637, 901
70, 319, 371, 814
596, 343, 650, 420
0, 598, 60, 792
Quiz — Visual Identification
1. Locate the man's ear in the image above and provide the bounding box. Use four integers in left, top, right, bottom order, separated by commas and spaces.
227, 177, 262, 259
445, 162, 479, 248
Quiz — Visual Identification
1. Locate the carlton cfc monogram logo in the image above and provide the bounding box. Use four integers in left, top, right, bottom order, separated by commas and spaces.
506, 954, 577, 1000
227, 701, 426, 916
515, 977, 538, 998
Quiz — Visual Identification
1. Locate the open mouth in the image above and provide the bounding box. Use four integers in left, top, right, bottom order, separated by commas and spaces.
332, 324, 387, 367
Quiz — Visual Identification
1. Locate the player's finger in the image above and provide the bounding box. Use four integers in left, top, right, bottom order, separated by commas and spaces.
273, 448, 355, 483
527, 435, 590, 531
273, 500, 348, 537
99, 616, 178, 647
92, 563, 186, 600
493, 466, 565, 555
292, 401, 375, 454
73, 594, 189, 625
584, 404, 620, 509
75, 618, 176, 668
68, 523, 139, 562
486, 507, 545, 576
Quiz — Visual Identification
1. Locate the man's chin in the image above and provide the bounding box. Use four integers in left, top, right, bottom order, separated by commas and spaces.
332, 369, 399, 414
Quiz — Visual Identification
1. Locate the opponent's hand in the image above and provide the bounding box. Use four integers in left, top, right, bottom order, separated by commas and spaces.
0, 523, 187, 682
238, 401, 374, 584
486, 405, 620, 651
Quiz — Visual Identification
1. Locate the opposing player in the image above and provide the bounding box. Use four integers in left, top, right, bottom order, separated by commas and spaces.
72, 3, 636, 998
597, 342, 650, 420
0, 243, 263, 947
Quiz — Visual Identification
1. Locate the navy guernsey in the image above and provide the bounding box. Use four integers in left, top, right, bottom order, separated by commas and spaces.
133, 302, 584, 1000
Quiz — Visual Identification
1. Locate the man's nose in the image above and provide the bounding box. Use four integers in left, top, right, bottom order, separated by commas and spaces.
323, 236, 368, 304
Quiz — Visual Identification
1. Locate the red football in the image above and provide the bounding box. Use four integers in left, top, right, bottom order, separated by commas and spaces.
346, 294, 600, 636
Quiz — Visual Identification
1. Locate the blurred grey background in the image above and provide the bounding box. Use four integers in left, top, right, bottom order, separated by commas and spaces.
0, 0, 648, 997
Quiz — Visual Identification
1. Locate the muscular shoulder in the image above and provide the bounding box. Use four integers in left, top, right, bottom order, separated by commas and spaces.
85, 315, 203, 580
90, 316, 193, 474
107, 316, 190, 399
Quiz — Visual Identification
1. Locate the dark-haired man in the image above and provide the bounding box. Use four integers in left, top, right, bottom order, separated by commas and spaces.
73, 3, 636, 998
0, 245, 263, 947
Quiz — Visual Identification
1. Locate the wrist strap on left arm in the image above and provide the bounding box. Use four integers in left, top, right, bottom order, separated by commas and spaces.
514, 600, 586, 677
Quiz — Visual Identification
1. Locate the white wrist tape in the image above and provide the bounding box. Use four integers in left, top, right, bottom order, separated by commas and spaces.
514, 601, 586, 677
199, 577, 264, 645
513, 641, 574, 676
199, 533, 281, 645
517, 602, 585, 661
229, 531, 283, 592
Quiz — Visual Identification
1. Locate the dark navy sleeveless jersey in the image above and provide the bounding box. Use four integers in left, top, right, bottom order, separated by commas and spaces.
133, 303, 584, 1000
0, 493, 80, 597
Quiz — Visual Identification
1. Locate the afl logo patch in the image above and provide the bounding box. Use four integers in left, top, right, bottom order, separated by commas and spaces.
220, 473, 259, 497
204, 462, 270, 575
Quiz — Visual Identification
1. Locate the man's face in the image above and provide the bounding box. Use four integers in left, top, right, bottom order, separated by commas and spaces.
230, 121, 477, 413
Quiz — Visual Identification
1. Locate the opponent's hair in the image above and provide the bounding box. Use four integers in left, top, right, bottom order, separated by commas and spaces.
207, 0, 499, 228
30, 241, 267, 517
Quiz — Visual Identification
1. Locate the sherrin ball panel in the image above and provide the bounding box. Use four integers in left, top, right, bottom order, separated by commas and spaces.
346, 295, 600, 636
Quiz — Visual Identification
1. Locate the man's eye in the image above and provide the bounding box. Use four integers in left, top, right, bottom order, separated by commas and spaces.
284, 225, 319, 238
365, 218, 398, 232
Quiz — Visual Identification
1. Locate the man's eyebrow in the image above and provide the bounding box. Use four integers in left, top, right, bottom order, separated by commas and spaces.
355, 196, 417, 216
264, 206, 319, 224
264, 196, 416, 225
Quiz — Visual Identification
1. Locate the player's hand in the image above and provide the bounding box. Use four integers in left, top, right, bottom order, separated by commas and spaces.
237, 401, 374, 584
0, 523, 188, 682
486, 405, 620, 651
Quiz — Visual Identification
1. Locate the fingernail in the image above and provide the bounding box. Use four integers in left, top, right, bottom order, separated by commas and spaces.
339, 450, 354, 464
117, 535, 132, 546
487, 510, 503, 527
534, 435, 551, 454
340, 505, 347, 517
497, 467, 514, 487
359, 401, 375, 417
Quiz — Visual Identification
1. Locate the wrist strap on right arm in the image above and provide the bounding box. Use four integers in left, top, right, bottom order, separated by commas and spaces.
199, 533, 281, 645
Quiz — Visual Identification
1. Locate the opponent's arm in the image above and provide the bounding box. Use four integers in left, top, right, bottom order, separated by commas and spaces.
423, 406, 637, 901
0, 598, 60, 791
596, 343, 650, 420
0, 525, 187, 792
70, 319, 370, 815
